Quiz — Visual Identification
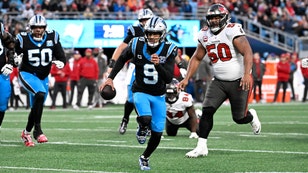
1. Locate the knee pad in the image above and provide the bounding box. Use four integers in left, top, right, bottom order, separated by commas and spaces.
136, 116, 151, 127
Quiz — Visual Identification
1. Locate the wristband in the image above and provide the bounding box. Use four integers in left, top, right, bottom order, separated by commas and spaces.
108, 59, 116, 68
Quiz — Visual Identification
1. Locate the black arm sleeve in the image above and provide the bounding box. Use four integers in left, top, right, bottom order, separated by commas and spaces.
108, 47, 132, 79
177, 59, 187, 69
54, 42, 66, 65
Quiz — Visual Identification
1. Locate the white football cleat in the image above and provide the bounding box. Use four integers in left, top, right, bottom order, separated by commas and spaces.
249, 109, 261, 135
73, 105, 80, 110
185, 146, 208, 158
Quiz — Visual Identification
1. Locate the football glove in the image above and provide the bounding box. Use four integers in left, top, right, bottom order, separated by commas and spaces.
14, 53, 23, 66
52, 60, 64, 69
1, 64, 13, 76
180, 68, 187, 78
301, 58, 308, 68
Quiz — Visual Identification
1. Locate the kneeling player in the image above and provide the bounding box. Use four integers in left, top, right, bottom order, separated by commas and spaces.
165, 79, 199, 138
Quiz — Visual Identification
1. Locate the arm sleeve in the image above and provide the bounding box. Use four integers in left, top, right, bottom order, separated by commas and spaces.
53, 31, 66, 65
108, 47, 132, 79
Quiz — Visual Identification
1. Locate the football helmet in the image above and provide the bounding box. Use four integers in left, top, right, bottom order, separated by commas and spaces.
205, 3, 230, 34
144, 16, 167, 48
28, 15, 47, 41
138, 8, 153, 25
166, 78, 179, 103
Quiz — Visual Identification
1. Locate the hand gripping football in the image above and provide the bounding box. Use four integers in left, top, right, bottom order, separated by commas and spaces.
100, 85, 116, 100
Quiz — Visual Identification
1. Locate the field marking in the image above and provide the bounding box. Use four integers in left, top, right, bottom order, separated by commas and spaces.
0, 166, 126, 173
1, 127, 308, 137
51, 142, 308, 155
1, 141, 306, 155
97, 140, 127, 143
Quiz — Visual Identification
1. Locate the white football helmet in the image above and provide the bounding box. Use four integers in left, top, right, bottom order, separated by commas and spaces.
205, 3, 230, 34
138, 8, 153, 27
28, 15, 47, 41
138, 8, 153, 21
144, 16, 167, 48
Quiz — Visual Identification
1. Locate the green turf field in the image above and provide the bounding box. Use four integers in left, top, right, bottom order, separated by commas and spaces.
0, 103, 307, 173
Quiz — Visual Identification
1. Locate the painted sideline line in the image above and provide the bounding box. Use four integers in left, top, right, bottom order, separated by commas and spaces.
0, 166, 126, 173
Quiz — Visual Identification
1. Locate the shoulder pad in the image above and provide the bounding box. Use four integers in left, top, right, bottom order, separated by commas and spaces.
47, 30, 60, 44
166, 43, 177, 58
128, 25, 136, 36
129, 25, 143, 37
46, 30, 55, 34
225, 23, 245, 37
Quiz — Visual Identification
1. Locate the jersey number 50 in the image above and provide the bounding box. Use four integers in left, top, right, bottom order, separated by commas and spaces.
206, 43, 232, 63
28, 48, 53, 67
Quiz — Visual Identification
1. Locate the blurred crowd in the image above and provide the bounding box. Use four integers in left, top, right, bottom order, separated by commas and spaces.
1, 0, 308, 37
3, 0, 308, 110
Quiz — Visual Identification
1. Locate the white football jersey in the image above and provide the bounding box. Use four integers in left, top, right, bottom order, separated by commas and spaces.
198, 23, 246, 81
166, 91, 194, 125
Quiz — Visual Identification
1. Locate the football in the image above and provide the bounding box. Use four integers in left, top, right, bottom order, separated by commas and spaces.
100, 85, 116, 100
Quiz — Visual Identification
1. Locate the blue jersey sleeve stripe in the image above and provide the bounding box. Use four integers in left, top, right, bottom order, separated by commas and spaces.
131, 37, 138, 57
128, 25, 135, 36
17, 34, 23, 49
167, 44, 177, 57
54, 31, 59, 44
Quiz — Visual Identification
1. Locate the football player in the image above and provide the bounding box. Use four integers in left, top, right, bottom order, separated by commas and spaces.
104, 9, 187, 135
15, 15, 66, 147
104, 8, 154, 134
165, 78, 199, 138
100, 16, 177, 171
301, 58, 308, 102
178, 3, 261, 157
0, 22, 17, 128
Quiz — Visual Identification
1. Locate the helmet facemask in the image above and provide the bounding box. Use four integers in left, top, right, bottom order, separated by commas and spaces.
206, 4, 230, 34
144, 16, 167, 48
28, 15, 47, 41
165, 78, 180, 103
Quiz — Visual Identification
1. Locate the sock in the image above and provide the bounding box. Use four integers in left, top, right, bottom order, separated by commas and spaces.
0, 111, 4, 127
197, 138, 207, 148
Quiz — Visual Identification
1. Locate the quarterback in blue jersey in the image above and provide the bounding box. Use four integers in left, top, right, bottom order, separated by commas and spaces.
15, 15, 66, 147
105, 8, 154, 135
100, 16, 177, 171
0, 22, 17, 128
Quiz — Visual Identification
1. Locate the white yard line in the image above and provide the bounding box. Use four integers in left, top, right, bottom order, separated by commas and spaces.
0, 166, 126, 173
1, 141, 307, 155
